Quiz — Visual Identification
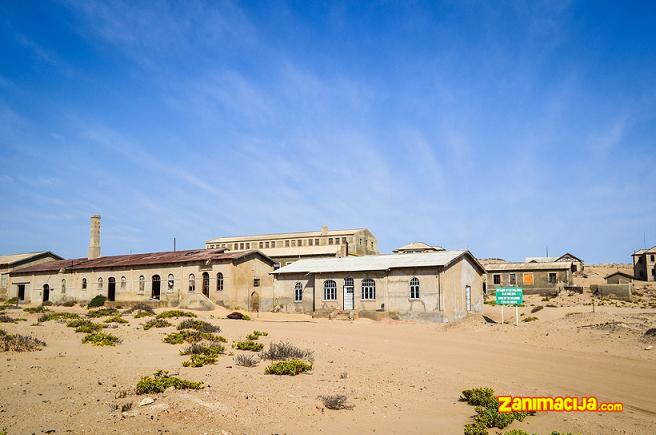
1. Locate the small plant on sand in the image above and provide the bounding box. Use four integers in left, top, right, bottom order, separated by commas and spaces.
233, 340, 264, 351
246, 330, 268, 340
262, 341, 314, 362
104, 315, 128, 324
134, 310, 154, 318
143, 318, 172, 330
503, 430, 531, 435
177, 319, 221, 333
319, 394, 353, 410
460, 387, 533, 434
234, 353, 259, 367
156, 310, 197, 319
135, 370, 203, 394
530, 306, 543, 313
163, 330, 226, 344
265, 359, 312, 376
87, 295, 107, 308
0, 315, 18, 323
66, 318, 104, 333
3, 297, 19, 306
182, 354, 218, 367
124, 303, 155, 314
23, 306, 50, 314
180, 342, 225, 356
38, 312, 81, 322
0, 329, 46, 352
82, 332, 121, 346
522, 316, 538, 322
86, 307, 118, 318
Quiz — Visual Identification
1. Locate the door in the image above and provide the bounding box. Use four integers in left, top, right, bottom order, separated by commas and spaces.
202, 272, 210, 297
343, 285, 354, 310
250, 291, 260, 312
465, 285, 471, 311
108, 277, 116, 302
43, 284, 50, 302
152, 275, 161, 300
18, 284, 25, 301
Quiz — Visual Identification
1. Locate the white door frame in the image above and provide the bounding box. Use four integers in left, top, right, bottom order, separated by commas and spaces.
343, 285, 354, 310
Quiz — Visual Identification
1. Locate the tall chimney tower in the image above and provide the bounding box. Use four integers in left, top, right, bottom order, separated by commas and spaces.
88, 215, 101, 259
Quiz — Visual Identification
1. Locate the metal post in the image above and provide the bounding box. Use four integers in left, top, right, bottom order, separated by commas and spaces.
501, 305, 504, 324
515, 305, 519, 326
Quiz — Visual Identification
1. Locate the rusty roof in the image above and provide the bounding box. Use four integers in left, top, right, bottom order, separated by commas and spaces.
11, 249, 272, 275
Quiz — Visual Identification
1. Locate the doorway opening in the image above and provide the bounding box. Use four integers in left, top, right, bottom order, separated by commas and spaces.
108, 277, 116, 301
18, 284, 25, 301
152, 275, 161, 300
42, 284, 50, 303
343, 277, 354, 310
465, 285, 472, 311
202, 272, 210, 297
250, 291, 260, 312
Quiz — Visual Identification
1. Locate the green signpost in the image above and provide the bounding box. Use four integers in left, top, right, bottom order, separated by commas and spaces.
495, 287, 523, 326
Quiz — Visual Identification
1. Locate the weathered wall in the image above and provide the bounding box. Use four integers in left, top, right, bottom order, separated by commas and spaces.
592, 284, 633, 300
487, 269, 570, 293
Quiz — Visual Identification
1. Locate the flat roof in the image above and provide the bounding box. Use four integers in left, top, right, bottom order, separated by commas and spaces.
485, 261, 572, 272
206, 228, 371, 244
272, 250, 483, 274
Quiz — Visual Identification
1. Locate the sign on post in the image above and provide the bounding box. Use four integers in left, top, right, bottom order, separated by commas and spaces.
495, 287, 523, 326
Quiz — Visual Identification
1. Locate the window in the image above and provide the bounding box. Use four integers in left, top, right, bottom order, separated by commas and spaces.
82, 278, 87, 290
308, 239, 313, 246
253, 278, 260, 287
274, 262, 281, 270
217, 272, 224, 291
297, 239, 303, 246
188, 274, 196, 292
637, 257, 643, 263
548, 272, 557, 284
344, 277, 354, 286
371, 241, 374, 249
315, 238, 319, 245
61, 279, 66, 293
139, 275, 145, 293
98, 277, 103, 290
335, 238, 340, 244
294, 282, 303, 302
523, 273, 534, 286
342, 237, 347, 244
121, 276, 127, 289
509, 273, 517, 285
240, 243, 245, 250
362, 278, 376, 300
270, 241, 276, 248
323, 280, 337, 300
246, 242, 250, 249
493, 274, 501, 285
264, 241, 269, 248
651, 255, 655, 262
259, 242, 264, 248
328, 238, 333, 245
168, 274, 174, 291
0, 274, 7, 288
285, 240, 290, 247
410, 277, 419, 299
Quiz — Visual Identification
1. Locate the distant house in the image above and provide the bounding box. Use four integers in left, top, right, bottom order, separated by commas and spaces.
604, 271, 634, 285
632, 246, 656, 282
525, 252, 584, 272
392, 242, 445, 254
0, 251, 63, 300
485, 261, 574, 296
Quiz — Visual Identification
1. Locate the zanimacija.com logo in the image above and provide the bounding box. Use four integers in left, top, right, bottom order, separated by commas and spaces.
497, 396, 623, 413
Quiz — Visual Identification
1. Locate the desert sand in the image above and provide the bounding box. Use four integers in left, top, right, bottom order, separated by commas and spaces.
1, 271, 655, 434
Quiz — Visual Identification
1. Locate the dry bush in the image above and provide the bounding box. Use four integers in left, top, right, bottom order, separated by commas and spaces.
0, 329, 46, 352
235, 353, 259, 367
262, 341, 314, 362
530, 306, 543, 313
0, 315, 17, 323
124, 303, 155, 314
319, 394, 353, 410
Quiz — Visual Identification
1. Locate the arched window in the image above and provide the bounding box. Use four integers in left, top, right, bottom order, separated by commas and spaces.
216, 272, 224, 291
344, 277, 354, 287
138, 275, 145, 293
61, 279, 66, 293
188, 274, 195, 292
294, 282, 303, 302
362, 278, 376, 300
81, 278, 87, 290
323, 280, 337, 301
97, 277, 103, 290
120, 276, 127, 289
167, 274, 174, 291
410, 277, 420, 299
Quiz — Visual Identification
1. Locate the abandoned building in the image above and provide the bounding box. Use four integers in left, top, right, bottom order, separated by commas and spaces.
525, 252, 584, 272
632, 246, 656, 281
0, 251, 63, 299
8, 216, 275, 311
604, 271, 634, 284
484, 261, 574, 295
271, 250, 485, 322
392, 242, 445, 254
205, 226, 379, 268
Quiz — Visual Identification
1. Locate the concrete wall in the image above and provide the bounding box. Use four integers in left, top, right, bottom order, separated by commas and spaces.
487, 269, 570, 294
606, 275, 633, 285
592, 284, 633, 300
9, 256, 273, 311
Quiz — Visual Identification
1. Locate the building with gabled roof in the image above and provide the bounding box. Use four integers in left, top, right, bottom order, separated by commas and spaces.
485, 261, 574, 296
632, 246, 656, 281
525, 252, 584, 272
393, 242, 445, 254
1, 251, 63, 299
271, 250, 485, 322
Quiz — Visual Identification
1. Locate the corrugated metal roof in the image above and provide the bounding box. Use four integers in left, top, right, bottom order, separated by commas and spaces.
525, 256, 557, 263
11, 249, 270, 275
272, 250, 479, 274
485, 261, 572, 272
0, 251, 61, 266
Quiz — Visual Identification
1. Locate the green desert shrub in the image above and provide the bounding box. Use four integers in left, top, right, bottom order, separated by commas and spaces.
504, 430, 531, 435
38, 312, 81, 322
87, 295, 107, 308
134, 310, 154, 318
143, 318, 172, 330
246, 330, 268, 340
86, 307, 118, 318
265, 359, 312, 376
76, 323, 104, 334
60, 300, 77, 307
0, 329, 46, 352
135, 370, 202, 394
460, 387, 533, 433
0, 315, 18, 323
23, 305, 49, 313
182, 354, 218, 367
180, 342, 225, 357
464, 423, 489, 435
82, 332, 121, 346
3, 297, 19, 305
233, 340, 264, 351
177, 319, 220, 333
163, 330, 226, 344
156, 310, 197, 319
262, 341, 314, 361
104, 315, 128, 324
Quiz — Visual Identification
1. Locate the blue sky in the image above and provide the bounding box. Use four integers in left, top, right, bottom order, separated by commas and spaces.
0, 1, 654, 263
